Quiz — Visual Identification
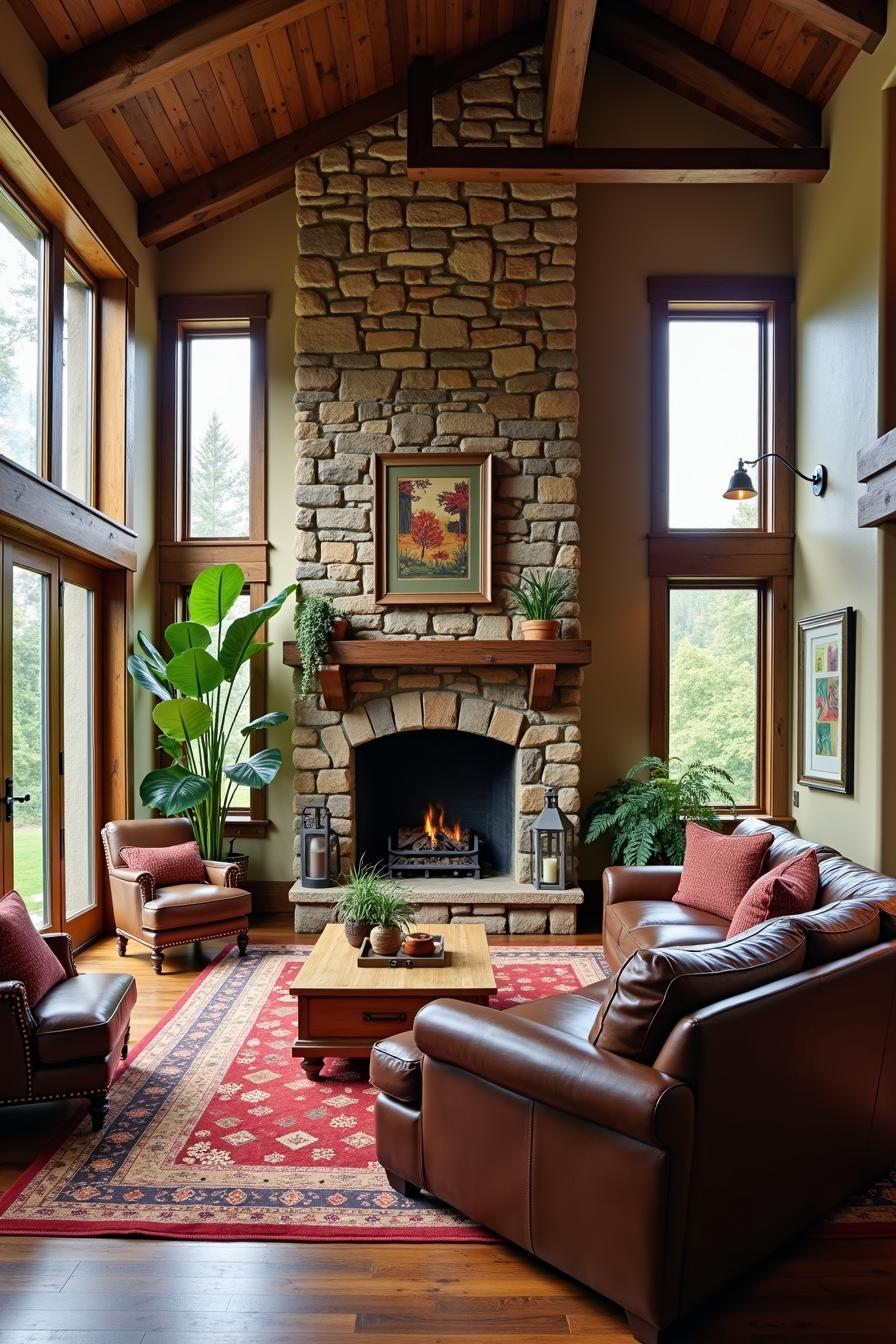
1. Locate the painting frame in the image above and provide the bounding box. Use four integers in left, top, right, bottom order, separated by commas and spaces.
797, 607, 856, 794
373, 453, 493, 605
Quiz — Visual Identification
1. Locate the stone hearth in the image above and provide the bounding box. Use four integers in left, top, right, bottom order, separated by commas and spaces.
290, 45, 583, 934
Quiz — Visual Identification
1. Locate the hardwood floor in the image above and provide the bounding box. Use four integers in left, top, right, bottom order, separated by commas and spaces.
0, 915, 893, 1343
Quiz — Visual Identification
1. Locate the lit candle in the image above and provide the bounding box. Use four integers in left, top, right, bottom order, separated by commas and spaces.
542, 854, 559, 885
308, 836, 327, 879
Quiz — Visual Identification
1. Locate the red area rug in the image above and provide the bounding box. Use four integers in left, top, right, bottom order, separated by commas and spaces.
1, 942, 893, 1241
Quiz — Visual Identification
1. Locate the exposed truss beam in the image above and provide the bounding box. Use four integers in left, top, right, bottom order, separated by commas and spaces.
595, 0, 822, 148
774, 0, 885, 52
138, 22, 545, 247
406, 56, 827, 185
49, 0, 333, 128
543, 0, 599, 144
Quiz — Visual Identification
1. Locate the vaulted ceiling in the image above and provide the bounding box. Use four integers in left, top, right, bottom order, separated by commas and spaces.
7, 0, 885, 247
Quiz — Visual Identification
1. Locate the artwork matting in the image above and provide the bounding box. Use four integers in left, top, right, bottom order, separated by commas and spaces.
373, 453, 493, 605
797, 607, 855, 794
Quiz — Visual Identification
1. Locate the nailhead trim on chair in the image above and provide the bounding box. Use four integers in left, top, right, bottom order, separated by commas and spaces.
0, 986, 33, 1094
118, 927, 249, 951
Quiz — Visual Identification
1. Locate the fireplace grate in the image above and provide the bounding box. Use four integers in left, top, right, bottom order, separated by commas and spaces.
387, 832, 481, 880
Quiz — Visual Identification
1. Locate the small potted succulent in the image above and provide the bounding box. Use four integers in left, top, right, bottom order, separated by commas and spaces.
508, 571, 573, 640
333, 859, 384, 948
294, 589, 348, 696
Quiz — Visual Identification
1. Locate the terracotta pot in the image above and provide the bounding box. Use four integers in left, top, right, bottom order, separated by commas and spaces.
369, 924, 403, 956
343, 918, 372, 949
403, 931, 435, 957
521, 619, 560, 641
330, 618, 349, 641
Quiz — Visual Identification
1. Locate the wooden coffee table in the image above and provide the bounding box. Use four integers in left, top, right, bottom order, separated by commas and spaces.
290, 922, 496, 1081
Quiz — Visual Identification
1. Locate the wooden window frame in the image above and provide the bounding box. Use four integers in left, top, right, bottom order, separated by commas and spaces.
648, 276, 795, 822
158, 293, 270, 838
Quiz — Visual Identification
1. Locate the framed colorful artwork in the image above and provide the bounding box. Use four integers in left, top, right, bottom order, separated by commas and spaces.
797, 607, 855, 793
373, 453, 493, 605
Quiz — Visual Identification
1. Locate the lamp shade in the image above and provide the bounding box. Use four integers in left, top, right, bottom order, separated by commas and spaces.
723, 462, 757, 500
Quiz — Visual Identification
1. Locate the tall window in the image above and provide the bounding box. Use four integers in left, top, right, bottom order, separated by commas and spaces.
649, 278, 794, 819
158, 295, 269, 835
0, 181, 96, 501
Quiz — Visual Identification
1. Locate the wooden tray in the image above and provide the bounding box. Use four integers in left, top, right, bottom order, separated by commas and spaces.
357, 935, 448, 968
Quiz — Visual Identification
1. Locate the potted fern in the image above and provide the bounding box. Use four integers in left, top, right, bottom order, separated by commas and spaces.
127, 563, 295, 860
508, 571, 573, 640
294, 590, 347, 696
585, 756, 737, 866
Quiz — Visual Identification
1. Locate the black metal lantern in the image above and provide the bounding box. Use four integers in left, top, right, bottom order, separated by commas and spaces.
530, 786, 571, 891
299, 804, 341, 888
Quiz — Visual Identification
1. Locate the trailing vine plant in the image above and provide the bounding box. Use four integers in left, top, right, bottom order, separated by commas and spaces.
294, 590, 346, 697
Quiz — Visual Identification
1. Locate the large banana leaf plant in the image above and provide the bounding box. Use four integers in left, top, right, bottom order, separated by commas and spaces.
127, 563, 296, 859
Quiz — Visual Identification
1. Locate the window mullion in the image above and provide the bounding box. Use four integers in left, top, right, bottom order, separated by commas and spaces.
45, 227, 65, 488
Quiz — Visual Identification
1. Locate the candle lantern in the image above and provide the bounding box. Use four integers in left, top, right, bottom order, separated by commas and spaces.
299, 805, 341, 888
530, 786, 571, 891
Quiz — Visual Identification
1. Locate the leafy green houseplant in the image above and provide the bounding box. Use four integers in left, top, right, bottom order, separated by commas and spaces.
334, 862, 417, 955
508, 571, 573, 640
585, 756, 737, 867
127, 562, 295, 860
294, 591, 347, 696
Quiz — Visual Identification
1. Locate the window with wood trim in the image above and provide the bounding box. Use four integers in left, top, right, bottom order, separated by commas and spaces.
158, 294, 270, 836
0, 178, 98, 504
648, 277, 794, 819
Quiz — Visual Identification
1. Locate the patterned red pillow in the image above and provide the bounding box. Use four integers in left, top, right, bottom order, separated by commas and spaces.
673, 822, 774, 921
728, 848, 820, 937
0, 890, 66, 1004
120, 840, 206, 887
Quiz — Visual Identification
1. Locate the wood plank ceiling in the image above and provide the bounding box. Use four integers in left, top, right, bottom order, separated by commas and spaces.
6, 0, 882, 246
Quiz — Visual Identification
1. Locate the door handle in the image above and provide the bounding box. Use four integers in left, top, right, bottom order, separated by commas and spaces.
362, 1011, 408, 1023
3, 779, 31, 823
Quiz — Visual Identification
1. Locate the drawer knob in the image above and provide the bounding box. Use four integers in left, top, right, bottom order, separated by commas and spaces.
363, 1011, 408, 1023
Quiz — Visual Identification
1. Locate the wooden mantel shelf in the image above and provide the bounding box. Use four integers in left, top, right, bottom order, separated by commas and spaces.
282, 639, 592, 711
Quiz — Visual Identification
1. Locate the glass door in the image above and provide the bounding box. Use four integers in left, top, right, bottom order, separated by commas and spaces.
0, 539, 103, 943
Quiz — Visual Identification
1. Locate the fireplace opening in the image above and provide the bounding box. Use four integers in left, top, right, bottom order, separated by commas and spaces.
355, 729, 515, 878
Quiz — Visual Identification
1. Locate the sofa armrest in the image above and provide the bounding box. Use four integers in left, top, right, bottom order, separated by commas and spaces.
42, 933, 76, 979
108, 865, 154, 895
203, 859, 240, 888
603, 865, 682, 907
413, 999, 692, 1148
0, 980, 35, 1101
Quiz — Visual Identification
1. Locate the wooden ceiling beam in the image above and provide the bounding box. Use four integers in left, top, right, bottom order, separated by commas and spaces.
48, 0, 334, 128
774, 0, 885, 53
543, 0, 599, 144
595, 0, 822, 148
138, 21, 545, 247
406, 55, 827, 184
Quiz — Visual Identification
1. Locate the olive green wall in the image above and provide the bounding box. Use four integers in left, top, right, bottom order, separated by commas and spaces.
793, 13, 896, 871
575, 58, 794, 881
157, 194, 299, 886
0, 0, 159, 815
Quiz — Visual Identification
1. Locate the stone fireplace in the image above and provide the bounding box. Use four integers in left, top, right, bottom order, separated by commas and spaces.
289, 45, 584, 935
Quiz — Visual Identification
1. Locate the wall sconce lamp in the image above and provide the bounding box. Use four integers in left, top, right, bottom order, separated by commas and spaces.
723, 453, 827, 500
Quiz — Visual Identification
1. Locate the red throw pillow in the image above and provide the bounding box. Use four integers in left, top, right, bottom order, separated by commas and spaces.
728, 848, 820, 937
673, 822, 773, 921
120, 840, 206, 886
0, 890, 66, 1004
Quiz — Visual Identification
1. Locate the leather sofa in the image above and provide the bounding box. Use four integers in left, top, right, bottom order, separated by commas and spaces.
101, 818, 251, 973
0, 930, 136, 1130
371, 820, 896, 1343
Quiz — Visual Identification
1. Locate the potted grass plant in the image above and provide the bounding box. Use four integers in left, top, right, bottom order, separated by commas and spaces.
294, 589, 348, 697
508, 571, 574, 640
127, 562, 295, 861
333, 859, 385, 948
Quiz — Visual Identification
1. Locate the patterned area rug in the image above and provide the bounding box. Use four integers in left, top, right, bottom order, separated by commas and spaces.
0, 944, 605, 1240
1, 942, 893, 1240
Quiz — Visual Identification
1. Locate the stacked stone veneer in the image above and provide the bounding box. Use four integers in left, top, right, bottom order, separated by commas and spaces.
292, 47, 583, 934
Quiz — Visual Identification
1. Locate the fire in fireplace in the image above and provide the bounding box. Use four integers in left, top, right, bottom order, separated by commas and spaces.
388, 803, 481, 880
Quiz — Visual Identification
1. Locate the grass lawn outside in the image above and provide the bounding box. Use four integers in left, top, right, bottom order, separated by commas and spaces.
12, 826, 47, 925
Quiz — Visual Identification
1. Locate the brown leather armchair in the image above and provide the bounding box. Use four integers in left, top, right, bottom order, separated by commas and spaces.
101, 818, 251, 974
0, 931, 136, 1131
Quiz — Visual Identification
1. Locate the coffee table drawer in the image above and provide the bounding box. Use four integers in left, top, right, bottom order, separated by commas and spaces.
306, 995, 432, 1039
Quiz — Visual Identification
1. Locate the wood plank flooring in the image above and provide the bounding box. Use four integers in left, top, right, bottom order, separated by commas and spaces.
0, 915, 893, 1343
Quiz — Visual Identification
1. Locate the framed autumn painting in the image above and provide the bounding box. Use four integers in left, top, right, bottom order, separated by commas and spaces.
374, 453, 493, 605
797, 607, 856, 794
